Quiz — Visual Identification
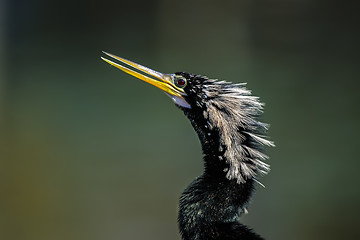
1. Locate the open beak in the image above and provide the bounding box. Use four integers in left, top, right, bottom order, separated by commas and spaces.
101, 52, 185, 98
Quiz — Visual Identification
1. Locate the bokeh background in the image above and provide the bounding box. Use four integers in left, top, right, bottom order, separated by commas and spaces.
1, 0, 359, 240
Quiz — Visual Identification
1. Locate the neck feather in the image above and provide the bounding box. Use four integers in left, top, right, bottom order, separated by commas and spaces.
178, 172, 264, 240
186, 80, 273, 183
178, 79, 271, 240
179, 107, 265, 239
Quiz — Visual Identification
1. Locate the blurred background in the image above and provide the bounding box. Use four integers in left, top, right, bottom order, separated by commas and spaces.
1, 0, 359, 239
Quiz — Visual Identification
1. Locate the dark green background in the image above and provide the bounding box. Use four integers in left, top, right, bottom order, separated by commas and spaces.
1, 1, 359, 239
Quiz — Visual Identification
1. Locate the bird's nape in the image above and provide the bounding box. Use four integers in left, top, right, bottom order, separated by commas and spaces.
102, 52, 273, 240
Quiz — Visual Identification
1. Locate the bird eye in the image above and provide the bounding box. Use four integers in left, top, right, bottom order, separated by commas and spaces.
174, 76, 187, 88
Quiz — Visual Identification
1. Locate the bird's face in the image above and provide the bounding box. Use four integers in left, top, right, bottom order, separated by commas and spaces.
101, 52, 210, 111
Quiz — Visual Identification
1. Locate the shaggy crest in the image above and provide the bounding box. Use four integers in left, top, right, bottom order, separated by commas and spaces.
202, 79, 274, 183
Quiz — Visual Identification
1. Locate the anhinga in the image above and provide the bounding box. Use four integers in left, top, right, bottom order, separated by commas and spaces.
101, 52, 274, 240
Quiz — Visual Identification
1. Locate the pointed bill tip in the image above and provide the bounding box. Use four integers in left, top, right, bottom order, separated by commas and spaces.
100, 56, 112, 64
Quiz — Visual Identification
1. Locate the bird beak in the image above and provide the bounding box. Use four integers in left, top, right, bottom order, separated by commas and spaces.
101, 52, 185, 98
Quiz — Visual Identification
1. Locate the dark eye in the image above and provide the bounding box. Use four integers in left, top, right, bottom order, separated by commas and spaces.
175, 76, 187, 88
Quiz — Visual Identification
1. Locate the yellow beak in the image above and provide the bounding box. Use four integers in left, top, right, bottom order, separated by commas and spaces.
101, 52, 185, 98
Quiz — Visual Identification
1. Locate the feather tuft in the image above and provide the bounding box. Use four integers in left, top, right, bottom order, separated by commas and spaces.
202, 80, 273, 183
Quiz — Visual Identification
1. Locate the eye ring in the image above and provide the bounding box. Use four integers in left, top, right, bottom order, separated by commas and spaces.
174, 76, 187, 88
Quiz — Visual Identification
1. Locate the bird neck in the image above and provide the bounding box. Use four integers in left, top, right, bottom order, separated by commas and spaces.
178, 109, 264, 240
182, 108, 233, 177
178, 174, 263, 240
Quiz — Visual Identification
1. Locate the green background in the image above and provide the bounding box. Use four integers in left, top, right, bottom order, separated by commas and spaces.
1, 1, 359, 239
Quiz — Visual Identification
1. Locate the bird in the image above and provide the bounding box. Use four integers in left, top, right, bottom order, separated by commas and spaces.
101, 52, 274, 240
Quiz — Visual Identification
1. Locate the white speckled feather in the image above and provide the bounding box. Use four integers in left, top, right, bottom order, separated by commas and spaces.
202, 79, 274, 183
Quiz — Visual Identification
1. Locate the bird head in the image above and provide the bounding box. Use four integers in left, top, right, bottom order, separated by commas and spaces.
101, 52, 274, 184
